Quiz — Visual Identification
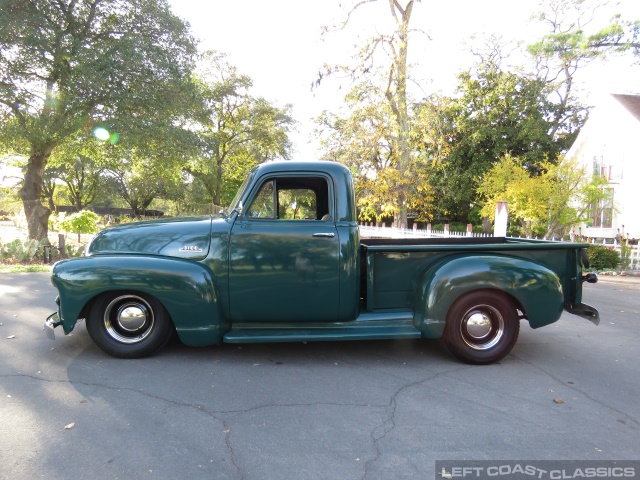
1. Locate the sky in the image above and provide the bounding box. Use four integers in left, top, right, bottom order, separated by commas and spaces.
2, 0, 639, 188
168, 0, 640, 159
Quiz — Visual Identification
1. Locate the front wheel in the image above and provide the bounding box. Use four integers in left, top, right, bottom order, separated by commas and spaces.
442, 290, 520, 365
86, 292, 173, 359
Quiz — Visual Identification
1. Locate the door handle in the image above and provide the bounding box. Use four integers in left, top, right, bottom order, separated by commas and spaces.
312, 233, 335, 238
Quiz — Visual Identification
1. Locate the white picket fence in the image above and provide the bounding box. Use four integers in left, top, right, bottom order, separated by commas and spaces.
359, 224, 490, 239
359, 224, 640, 270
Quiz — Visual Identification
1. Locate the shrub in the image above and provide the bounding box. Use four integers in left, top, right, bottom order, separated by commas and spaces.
49, 212, 67, 232
430, 222, 471, 233
620, 245, 632, 270
59, 210, 101, 241
0, 238, 48, 263
587, 244, 620, 270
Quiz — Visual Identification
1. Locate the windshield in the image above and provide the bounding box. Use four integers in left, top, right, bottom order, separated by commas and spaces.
225, 171, 254, 216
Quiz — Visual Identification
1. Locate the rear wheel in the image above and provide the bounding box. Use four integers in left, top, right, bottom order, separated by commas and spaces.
86, 292, 173, 359
442, 290, 519, 365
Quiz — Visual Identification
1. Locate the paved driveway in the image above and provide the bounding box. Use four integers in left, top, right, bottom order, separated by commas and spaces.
0, 273, 638, 480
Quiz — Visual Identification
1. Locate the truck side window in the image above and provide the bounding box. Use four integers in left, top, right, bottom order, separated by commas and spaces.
247, 176, 330, 221
247, 180, 275, 218
278, 188, 317, 219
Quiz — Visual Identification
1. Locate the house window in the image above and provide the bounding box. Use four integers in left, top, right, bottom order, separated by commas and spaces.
592, 156, 617, 181
591, 188, 614, 228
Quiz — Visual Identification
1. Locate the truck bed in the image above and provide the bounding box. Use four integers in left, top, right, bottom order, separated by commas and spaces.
359, 236, 586, 312
360, 236, 506, 247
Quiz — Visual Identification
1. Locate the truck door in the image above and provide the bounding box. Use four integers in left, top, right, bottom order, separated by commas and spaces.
229, 174, 340, 322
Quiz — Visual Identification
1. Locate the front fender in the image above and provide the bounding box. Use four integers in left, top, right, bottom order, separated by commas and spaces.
51, 255, 226, 346
413, 254, 564, 338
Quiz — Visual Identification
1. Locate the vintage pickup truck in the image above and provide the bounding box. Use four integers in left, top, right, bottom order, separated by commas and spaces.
45, 161, 599, 364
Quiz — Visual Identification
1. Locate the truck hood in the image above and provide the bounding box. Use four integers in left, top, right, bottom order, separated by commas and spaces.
87, 215, 227, 260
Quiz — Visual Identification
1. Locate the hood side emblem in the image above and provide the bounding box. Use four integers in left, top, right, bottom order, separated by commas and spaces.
179, 245, 204, 253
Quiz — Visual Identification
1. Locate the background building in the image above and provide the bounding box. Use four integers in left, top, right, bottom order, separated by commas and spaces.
566, 93, 640, 242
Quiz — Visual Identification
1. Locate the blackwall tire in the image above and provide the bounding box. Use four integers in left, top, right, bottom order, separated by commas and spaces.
86, 292, 173, 359
442, 290, 520, 365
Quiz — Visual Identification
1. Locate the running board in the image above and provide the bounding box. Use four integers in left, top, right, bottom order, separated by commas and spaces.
223, 316, 421, 343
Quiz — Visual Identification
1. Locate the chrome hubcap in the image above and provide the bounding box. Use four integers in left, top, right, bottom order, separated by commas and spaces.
118, 305, 148, 331
460, 304, 504, 351
104, 295, 154, 344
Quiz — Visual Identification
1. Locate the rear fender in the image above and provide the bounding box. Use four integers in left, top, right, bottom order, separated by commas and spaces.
51, 255, 226, 346
413, 253, 564, 338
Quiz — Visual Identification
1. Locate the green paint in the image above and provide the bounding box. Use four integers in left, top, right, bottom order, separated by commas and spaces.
48, 161, 597, 352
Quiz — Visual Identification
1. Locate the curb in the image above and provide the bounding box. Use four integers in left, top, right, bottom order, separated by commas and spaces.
596, 274, 640, 285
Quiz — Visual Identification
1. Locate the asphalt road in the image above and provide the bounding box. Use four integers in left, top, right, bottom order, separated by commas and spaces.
0, 273, 638, 480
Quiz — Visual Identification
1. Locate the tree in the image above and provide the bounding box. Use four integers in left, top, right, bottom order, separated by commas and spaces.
46, 136, 109, 211
316, 81, 432, 222
185, 52, 293, 208
477, 155, 605, 239
41, 167, 59, 213
527, 0, 640, 147
105, 149, 183, 217
0, 0, 197, 239
59, 210, 100, 242
422, 64, 562, 222
318, 0, 419, 227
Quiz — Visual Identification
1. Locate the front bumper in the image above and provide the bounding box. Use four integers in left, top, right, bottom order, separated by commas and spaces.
564, 302, 600, 326
44, 312, 61, 339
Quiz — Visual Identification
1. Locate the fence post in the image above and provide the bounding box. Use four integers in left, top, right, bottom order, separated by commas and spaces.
444, 224, 450, 238
58, 234, 66, 259
467, 224, 472, 237
494, 202, 508, 237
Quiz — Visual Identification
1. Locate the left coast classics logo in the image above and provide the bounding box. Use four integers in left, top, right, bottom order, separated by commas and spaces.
435, 461, 639, 480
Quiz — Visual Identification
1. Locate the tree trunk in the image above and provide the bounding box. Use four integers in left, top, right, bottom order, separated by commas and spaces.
389, 1, 412, 229
18, 149, 54, 240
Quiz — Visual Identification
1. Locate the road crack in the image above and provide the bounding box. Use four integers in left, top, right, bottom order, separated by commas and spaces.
361, 365, 472, 480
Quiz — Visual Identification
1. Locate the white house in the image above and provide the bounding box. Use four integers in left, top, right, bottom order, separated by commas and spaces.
566, 93, 640, 242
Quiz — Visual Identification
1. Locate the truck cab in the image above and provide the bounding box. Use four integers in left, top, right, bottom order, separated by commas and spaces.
226, 161, 359, 323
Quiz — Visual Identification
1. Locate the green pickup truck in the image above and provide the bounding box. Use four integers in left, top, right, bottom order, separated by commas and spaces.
45, 161, 599, 364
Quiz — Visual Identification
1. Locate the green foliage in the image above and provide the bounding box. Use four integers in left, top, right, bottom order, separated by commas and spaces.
185, 52, 294, 208
0, 0, 198, 239
112, 215, 138, 225
529, 2, 640, 64
478, 155, 594, 239
620, 245, 632, 270
0, 186, 22, 215
317, 1, 418, 227
45, 137, 110, 211
316, 81, 433, 224
422, 64, 566, 222
507, 224, 548, 239
58, 211, 101, 237
587, 244, 620, 270
429, 223, 473, 233
104, 157, 183, 216
525, 0, 634, 156
0, 264, 50, 273
66, 244, 86, 258
0, 238, 47, 263
0, 236, 86, 264
48, 212, 65, 233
